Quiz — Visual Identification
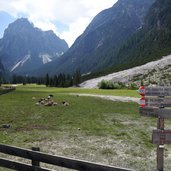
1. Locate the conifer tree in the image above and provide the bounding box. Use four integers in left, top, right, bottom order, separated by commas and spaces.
45, 73, 49, 87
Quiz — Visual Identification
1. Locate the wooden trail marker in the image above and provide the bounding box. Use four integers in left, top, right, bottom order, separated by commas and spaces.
145, 97, 171, 108
139, 107, 171, 119
138, 86, 171, 96
138, 86, 171, 171
153, 130, 171, 144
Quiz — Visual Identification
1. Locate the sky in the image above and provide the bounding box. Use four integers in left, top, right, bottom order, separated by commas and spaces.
0, 0, 118, 47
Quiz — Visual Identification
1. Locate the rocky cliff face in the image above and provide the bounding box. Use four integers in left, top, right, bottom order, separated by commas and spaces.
43, 0, 154, 75
0, 18, 68, 74
0, 59, 5, 78
107, 0, 171, 72
0, 60, 4, 70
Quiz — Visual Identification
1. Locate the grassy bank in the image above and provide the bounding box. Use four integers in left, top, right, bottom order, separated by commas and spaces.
0, 85, 171, 170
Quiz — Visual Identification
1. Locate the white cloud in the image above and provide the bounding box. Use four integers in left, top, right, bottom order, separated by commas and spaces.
0, 0, 118, 47
33, 21, 59, 36
61, 17, 91, 45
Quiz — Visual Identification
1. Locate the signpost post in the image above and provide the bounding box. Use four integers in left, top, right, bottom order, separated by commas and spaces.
138, 86, 171, 171
157, 117, 164, 171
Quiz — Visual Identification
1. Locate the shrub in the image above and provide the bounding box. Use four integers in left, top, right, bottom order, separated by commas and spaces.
98, 80, 125, 89
127, 82, 138, 90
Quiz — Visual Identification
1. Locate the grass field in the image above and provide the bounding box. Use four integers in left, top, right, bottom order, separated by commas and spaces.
0, 85, 171, 170
16, 84, 140, 97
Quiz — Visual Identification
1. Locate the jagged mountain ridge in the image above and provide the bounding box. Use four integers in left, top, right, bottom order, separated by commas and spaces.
0, 18, 69, 74
104, 0, 171, 72
36, 0, 155, 76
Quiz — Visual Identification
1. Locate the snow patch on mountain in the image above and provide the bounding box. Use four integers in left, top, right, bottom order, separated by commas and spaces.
56, 52, 64, 56
39, 54, 52, 64
80, 54, 171, 88
10, 54, 31, 72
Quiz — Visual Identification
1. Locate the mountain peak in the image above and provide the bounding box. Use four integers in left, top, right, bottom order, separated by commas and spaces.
8, 17, 33, 29
3, 18, 35, 38
0, 18, 69, 75
13, 17, 31, 24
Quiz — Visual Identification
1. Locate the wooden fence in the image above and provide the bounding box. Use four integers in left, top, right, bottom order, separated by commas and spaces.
0, 86, 16, 95
0, 144, 132, 171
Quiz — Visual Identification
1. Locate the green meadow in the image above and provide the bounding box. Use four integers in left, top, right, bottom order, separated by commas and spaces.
0, 85, 171, 170
0, 85, 140, 144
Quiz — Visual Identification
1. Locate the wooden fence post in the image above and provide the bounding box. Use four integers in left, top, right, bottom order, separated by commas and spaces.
157, 117, 164, 171
32, 147, 40, 167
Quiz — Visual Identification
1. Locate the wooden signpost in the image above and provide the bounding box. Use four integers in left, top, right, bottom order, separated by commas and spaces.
138, 86, 171, 171
140, 107, 171, 119
139, 86, 171, 96
152, 130, 171, 144
145, 97, 171, 108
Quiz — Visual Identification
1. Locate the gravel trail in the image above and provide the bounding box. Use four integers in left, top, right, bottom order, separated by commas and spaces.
69, 93, 139, 103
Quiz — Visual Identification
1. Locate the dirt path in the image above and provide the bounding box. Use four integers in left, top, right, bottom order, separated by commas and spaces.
69, 93, 139, 103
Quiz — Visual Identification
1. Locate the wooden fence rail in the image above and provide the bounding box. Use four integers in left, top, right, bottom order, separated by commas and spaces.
0, 158, 51, 171
0, 87, 16, 95
0, 144, 132, 171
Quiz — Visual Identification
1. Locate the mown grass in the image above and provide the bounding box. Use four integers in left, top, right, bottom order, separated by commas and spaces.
16, 84, 140, 97
0, 84, 170, 170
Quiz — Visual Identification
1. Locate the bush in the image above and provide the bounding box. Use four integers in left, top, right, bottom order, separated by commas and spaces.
98, 80, 139, 90
127, 82, 138, 90
98, 80, 125, 89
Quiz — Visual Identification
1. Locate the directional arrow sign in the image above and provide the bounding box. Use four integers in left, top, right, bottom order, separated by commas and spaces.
139, 107, 159, 117
139, 107, 171, 119
152, 130, 171, 144
145, 97, 171, 107
138, 87, 171, 96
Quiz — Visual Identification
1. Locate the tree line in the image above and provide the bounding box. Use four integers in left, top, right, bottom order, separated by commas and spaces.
0, 70, 81, 87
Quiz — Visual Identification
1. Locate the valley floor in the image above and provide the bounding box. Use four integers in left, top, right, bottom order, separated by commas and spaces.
0, 85, 171, 171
